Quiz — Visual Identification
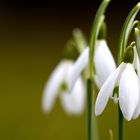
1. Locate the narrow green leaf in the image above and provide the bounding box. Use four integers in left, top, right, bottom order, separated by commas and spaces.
135, 27, 140, 60
118, 2, 140, 64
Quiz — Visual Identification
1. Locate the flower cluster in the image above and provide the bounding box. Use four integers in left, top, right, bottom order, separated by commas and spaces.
42, 39, 116, 115
42, 37, 140, 121
42, 0, 140, 123
42, 1, 140, 140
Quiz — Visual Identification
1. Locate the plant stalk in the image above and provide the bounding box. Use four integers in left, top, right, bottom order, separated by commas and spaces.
118, 106, 123, 140
87, 79, 98, 140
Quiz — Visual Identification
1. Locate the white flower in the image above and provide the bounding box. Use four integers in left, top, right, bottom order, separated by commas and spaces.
95, 47, 140, 121
94, 40, 116, 88
68, 40, 116, 91
42, 60, 85, 115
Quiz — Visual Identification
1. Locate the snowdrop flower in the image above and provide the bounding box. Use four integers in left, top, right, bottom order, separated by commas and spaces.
42, 60, 85, 115
68, 39, 116, 91
95, 46, 140, 121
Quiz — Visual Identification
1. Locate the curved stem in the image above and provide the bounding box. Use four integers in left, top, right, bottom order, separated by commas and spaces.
89, 0, 110, 78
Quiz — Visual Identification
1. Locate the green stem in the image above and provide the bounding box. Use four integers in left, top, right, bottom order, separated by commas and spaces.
87, 1, 110, 140
118, 107, 123, 140
87, 79, 98, 140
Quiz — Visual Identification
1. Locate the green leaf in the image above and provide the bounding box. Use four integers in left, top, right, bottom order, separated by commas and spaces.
118, 2, 140, 64
135, 27, 140, 60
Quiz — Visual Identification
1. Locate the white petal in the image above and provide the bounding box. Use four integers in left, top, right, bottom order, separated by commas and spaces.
94, 40, 116, 88
132, 90, 140, 119
95, 62, 126, 116
133, 46, 140, 79
94, 75, 101, 89
42, 60, 73, 113
133, 47, 140, 119
68, 47, 89, 91
60, 76, 85, 115
119, 64, 139, 121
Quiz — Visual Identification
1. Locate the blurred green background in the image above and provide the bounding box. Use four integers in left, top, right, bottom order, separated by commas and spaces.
0, 1, 140, 140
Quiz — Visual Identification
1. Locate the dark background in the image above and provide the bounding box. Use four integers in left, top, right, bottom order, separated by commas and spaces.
0, 0, 140, 140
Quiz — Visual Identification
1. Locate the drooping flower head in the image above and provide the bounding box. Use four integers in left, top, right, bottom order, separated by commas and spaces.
42, 60, 85, 115
95, 45, 140, 121
68, 39, 116, 91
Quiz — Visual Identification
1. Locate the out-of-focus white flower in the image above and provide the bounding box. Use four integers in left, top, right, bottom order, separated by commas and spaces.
68, 40, 116, 91
42, 60, 85, 115
94, 40, 116, 88
95, 46, 140, 121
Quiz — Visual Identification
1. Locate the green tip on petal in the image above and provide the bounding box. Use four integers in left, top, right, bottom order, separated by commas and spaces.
60, 82, 68, 91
